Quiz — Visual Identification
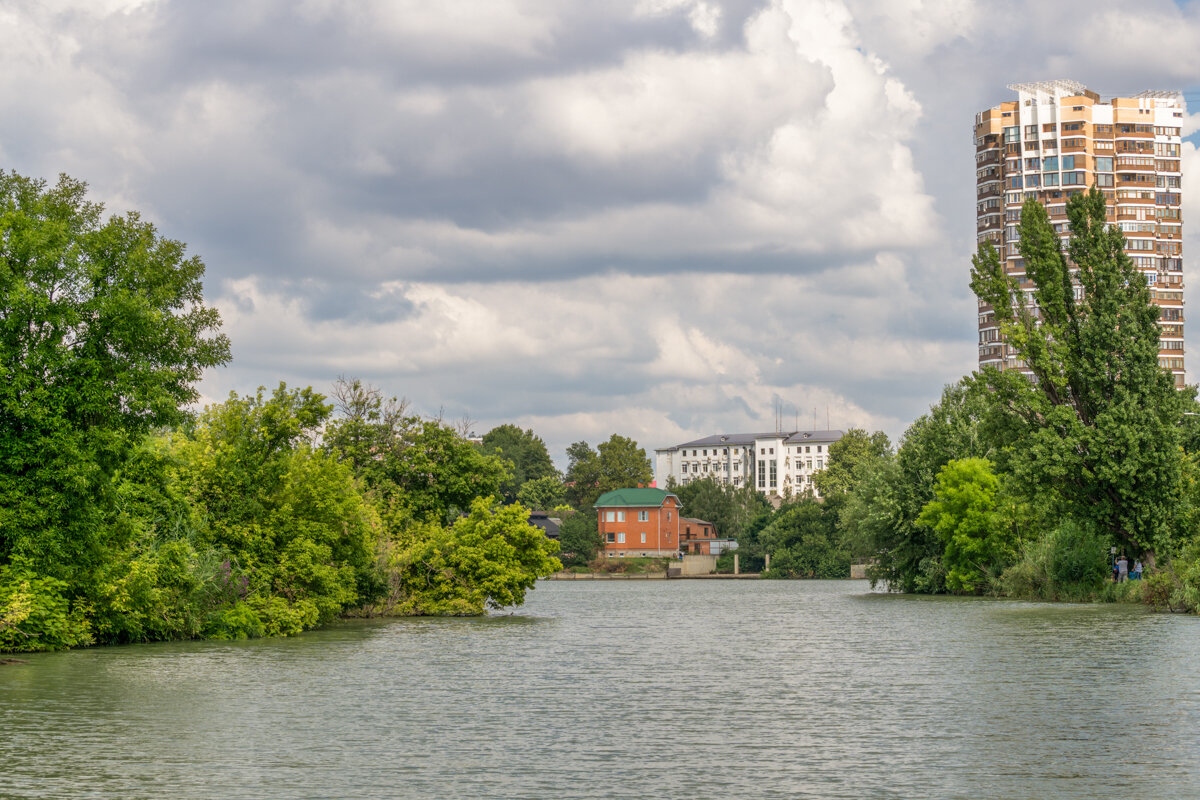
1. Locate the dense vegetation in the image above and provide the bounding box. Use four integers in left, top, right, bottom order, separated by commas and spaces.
0, 173, 563, 652
661, 188, 1200, 612
839, 188, 1200, 611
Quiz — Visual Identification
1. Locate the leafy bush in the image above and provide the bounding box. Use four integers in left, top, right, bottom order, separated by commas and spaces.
0, 558, 92, 652
999, 520, 1110, 601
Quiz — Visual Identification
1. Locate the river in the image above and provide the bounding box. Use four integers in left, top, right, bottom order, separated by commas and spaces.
2, 580, 1199, 799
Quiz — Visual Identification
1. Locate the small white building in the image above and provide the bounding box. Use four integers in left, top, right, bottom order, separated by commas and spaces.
655, 430, 843, 503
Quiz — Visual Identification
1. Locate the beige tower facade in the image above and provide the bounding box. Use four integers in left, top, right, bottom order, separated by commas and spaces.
974, 80, 1184, 386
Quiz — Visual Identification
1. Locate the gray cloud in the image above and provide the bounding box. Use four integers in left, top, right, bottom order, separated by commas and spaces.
2, 0, 1197, 468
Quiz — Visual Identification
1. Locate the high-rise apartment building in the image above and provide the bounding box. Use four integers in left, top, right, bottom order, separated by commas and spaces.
974, 80, 1184, 386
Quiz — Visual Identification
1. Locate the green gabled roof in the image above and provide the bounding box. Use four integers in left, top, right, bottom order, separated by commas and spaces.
593, 487, 678, 508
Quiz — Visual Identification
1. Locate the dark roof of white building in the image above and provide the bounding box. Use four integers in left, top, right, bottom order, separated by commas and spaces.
658, 430, 844, 451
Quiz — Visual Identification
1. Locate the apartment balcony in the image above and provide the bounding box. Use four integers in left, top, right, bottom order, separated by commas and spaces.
977, 217, 1002, 233
977, 184, 1002, 199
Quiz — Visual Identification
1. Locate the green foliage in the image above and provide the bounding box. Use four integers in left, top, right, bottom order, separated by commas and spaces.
388, 498, 561, 615
860, 379, 1000, 593
171, 384, 382, 633
557, 511, 601, 566
0, 170, 230, 584
997, 519, 1111, 601
0, 558, 92, 651
970, 188, 1193, 558
918, 458, 1018, 594
564, 435, 652, 510
517, 475, 567, 511
759, 497, 850, 579
670, 477, 771, 541
481, 424, 557, 503
812, 429, 892, 498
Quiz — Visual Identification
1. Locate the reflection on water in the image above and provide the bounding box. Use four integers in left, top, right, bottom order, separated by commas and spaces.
2, 581, 1198, 799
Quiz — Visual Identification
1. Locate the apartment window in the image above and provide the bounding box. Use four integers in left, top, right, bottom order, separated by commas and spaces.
1042, 156, 1058, 171
1061, 155, 1075, 170
638, 510, 649, 522
817, 458, 824, 469
1025, 174, 1040, 188
769, 461, 777, 488
1008, 176, 1023, 189
806, 446, 811, 453
1096, 174, 1113, 187
1095, 157, 1113, 172
758, 461, 766, 488
1044, 173, 1059, 187
1003, 126, 1018, 143
640, 532, 646, 543
806, 459, 813, 469
817, 446, 822, 453
681, 463, 688, 474
605, 511, 615, 522
617, 532, 625, 544
769, 448, 774, 455
617, 511, 625, 522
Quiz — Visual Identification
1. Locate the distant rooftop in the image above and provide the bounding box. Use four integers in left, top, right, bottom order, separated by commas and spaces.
594, 487, 678, 508
658, 430, 844, 451
1007, 79, 1089, 97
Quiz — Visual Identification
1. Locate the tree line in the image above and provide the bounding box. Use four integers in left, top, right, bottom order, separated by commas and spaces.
717, 188, 1200, 610
0, 171, 656, 652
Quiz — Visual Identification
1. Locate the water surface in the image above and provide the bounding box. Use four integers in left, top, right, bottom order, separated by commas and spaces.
2, 580, 1198, 798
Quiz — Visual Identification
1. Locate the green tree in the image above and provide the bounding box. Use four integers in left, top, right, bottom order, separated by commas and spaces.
670, 476, 771, 540
917, 458, 1019, 594
170, 384, 382, 636
860, 378, 1008, 593
970, 187, 1192, 560
324, 376, 409, 476
516, 475, 567, 511
759, 496, 849, 578
557, 511, 602, 566
565, 435, 653, 509
388, 498, 561, 615
0, 171, 230, 583
812, 429, 892, 498
481, 424, 556, 503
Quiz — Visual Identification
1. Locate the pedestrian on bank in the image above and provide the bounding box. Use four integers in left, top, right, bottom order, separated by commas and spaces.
1117, 554, 1129, 583
1112, 558, 1120, 583
1133, 559, 1143, 581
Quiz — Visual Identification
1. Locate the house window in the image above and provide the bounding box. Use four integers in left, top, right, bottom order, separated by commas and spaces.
681, 463, 688, 474
606, 532, 615, 543
667, 511, 671, 520
640, 532, 646, 543
817, 446, 822, 453
638, 511, 649, 522
605, 511, 615, 522
617, 532, 625, 544
617, 511, 626, 522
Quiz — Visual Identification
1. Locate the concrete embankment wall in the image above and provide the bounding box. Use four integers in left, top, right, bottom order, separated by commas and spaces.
544, 572, 667, 580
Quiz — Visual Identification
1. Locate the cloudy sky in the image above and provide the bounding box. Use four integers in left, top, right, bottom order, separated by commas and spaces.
4, 0, 1200, 470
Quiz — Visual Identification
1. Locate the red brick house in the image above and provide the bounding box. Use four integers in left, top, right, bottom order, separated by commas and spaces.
594, 488, 681, 558
679, 517, 716, 554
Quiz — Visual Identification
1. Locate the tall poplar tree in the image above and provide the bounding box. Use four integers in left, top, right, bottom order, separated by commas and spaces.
970, 187, 1191, 560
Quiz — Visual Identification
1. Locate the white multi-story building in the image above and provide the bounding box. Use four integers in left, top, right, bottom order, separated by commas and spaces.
655, 430, 843, 502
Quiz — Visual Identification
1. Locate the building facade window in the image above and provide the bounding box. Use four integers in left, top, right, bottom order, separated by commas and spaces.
617, 532, 625, 544
638, 510, 649, 522
605, 511, 615, 522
